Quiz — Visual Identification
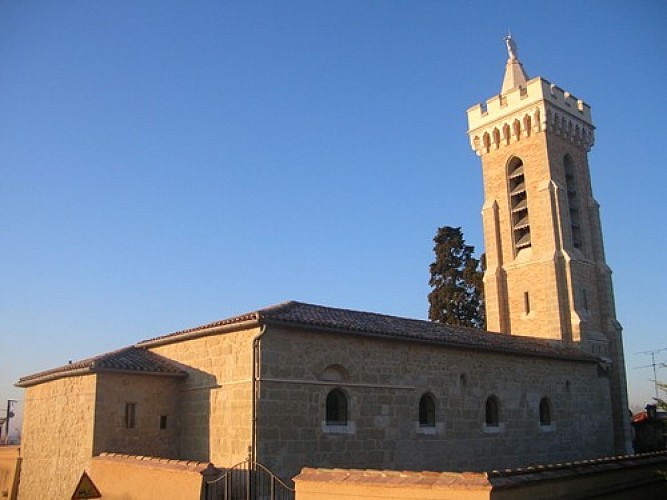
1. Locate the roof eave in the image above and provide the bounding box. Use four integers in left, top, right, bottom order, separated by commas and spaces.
91, 367, 188, 378
16, 364, 189, 388
16, 366, 94, 388
135, 317, 262, 348
263, 319, 596, 364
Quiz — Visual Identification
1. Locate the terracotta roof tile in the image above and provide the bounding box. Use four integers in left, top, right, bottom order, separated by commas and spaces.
17, 346, 187, 387
94, 453, 209, 471
141, 301, 593, 361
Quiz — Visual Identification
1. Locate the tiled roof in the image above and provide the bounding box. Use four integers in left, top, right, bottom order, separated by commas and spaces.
139, 301, 593, 361
17, 346, 187, 387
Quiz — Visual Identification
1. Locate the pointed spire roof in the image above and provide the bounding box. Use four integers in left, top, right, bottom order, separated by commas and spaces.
501, 34, 528, 94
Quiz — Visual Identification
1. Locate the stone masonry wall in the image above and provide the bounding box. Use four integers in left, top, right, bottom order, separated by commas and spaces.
481, 131, 569, 339
93, 372, 182, 458
478, 121, 614, 348
18, 374, 97, 500
256, 327, 614, 483
148, 326, 260, 466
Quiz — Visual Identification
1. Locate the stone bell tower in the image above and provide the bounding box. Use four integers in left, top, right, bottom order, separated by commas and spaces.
466, 36, 631, 453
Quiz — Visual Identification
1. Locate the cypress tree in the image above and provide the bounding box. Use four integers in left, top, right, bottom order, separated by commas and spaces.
428, 226, 485, 329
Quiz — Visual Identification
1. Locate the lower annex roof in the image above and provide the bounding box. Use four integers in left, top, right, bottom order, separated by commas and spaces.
16, 346, 187, 388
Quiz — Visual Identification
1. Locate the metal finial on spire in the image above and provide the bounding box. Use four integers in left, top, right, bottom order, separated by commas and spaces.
504, 33, 518, 60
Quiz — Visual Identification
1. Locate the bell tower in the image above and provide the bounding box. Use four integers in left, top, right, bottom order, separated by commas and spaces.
466, 36, 631, 453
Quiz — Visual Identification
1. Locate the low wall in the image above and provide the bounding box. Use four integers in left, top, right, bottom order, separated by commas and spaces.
294, 452, 667, 500
87, 453, 209, 500
489, 451, 667, 500
294, 468, 491, 500
0, 446, 21, 500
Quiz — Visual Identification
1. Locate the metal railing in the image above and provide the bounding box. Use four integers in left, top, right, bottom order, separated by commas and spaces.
202, 458, 295, 500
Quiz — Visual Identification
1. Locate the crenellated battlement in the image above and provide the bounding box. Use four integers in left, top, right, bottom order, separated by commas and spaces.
467, 77, 595, 156
468, 77, 592, 126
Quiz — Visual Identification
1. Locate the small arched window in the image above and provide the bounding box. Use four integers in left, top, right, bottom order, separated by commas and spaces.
539, 397, 552, 426
325, 389, 348, 426
485, 396, 500, 427
419, 393, 436, 427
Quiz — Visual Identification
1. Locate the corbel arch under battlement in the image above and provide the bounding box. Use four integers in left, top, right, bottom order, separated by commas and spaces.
522, 114, 532, 137
544, 108, 595, 151
512, 119, 521, 140
469, 108, 544, 155
492, 127, 501, 149
502, 123, 511, 145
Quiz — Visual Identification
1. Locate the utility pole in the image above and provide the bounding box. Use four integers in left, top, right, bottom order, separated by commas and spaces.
2, 400, 17, 444
635, 348, 667, 401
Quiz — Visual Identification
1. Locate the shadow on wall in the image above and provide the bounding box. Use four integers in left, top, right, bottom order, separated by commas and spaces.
174, 363, 219, 462
93, 360, 219, 463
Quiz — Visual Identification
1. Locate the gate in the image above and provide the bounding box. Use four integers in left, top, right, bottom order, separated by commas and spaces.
202, 458, 295, 500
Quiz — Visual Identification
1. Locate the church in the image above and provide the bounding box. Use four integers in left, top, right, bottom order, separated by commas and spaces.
15, 38, 632, 499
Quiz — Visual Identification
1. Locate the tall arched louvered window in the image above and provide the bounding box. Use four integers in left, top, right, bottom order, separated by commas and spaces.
564, 155, 582, 250
508, 158, 531, 252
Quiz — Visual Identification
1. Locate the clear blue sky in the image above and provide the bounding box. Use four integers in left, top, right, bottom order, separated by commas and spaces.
2, 1, 666, 431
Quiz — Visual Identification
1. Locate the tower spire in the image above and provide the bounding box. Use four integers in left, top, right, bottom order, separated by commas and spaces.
501, 34, 528, 93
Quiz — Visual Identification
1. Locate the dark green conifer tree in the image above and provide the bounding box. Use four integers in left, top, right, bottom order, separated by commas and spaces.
428, 226, 485, 329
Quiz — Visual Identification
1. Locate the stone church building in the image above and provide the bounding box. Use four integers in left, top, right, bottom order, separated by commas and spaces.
16, 38, 632, 499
